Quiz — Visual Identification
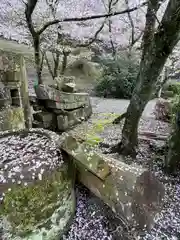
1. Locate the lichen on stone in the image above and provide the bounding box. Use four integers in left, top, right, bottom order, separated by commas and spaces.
1, 170, 69, 233
0, 131, 76, 240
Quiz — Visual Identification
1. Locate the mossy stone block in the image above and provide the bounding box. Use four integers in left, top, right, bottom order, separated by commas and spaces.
0, 107, 25, 131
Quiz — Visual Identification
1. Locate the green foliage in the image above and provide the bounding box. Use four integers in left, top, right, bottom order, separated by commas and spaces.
67, 58, 99, 78
94, 55, 139, 99
86, 133, 102, 146
163, 82, 180, 96
85, 113, 118, 146
163, 90, 175, 99
170, 95, 180, 124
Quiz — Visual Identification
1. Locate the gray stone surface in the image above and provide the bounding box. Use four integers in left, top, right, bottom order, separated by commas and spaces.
0, 129, 76, 240
61, 135, 165, 231
57, 115, 69, 131
62, 82, 76, 93
35, 84, 89, 103
45, 99, 86, 110
33, 111, 57, 129
56, 105, 92, 131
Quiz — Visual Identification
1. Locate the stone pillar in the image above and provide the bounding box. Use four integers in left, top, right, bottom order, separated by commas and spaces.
19, 56, 32, 129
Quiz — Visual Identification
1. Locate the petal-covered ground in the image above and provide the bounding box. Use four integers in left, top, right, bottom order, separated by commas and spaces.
0, 99, 180, 240
65, 104, 180, 240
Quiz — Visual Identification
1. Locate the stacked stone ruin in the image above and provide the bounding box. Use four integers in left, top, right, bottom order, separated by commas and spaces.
33, 78, 92, 131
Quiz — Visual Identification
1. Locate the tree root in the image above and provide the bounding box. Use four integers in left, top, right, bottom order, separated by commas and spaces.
109, 141, 137, 158
112, 112, 127, 124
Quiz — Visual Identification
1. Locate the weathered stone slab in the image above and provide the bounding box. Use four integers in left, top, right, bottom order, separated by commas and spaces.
5, 71, 21, 82
61, 135, 110, 180
33, 111, 57, 129
45, 99, 86, 110
62, 82, 76, 93
2, 81, 21, 88
35, 84, 90, 103
57, 115, 69, 131
0, 52, 21, 73
61, 135, 165, 231
0, 107, 25, 131
57, 105, 92, 131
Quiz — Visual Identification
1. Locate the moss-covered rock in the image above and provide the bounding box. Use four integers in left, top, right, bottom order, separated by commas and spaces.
0, 129, 76, 240
0, 107, 25, 131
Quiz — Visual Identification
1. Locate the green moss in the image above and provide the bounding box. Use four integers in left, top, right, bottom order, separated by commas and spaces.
9, 108, 24, 129
0, 108, 25, 131
85, 113, 118, 146
0, 169, 72, 237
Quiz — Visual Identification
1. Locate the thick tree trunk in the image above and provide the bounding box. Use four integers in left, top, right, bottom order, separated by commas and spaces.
118, 68, 159, 156
61, 51, 69, 75
165, 109, 180, 174
119, 0, 180, 156
25, 1, 42, 85
120, 58, 173, 156
53, 52, 60, 78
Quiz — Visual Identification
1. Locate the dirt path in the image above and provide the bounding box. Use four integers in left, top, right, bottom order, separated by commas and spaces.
91, 97, 157, 118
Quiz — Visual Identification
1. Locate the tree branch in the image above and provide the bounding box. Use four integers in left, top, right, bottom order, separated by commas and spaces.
125, 0, 135, 46
61, 50, 70, 74
76, 0, 117, 48
77, 19, 107, 48
107, 0, 118, 57
39, 50, 45, 73
141, 0, 160, 55
44, 52, 54, 79
37, 1, 148, 35
25, 0, 38, 35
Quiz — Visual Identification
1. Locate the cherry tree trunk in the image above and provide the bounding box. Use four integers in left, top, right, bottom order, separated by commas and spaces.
120, 0, 180, 156
120, 62, 163, 156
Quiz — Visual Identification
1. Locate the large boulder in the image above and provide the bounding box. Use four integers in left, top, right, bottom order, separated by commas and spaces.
0, 129, 76, 240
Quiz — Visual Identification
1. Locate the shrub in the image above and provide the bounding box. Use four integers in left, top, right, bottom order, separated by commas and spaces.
154, 96, 180, 123
170, 95, 180, 124
94, 55, 139, 99
163, 90, 175, 99
163, 82, 180, 96
154, 98, 172, 122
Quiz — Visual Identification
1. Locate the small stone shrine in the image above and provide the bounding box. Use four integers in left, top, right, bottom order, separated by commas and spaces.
33, 75, 92, 131
0, 50, 31, 131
